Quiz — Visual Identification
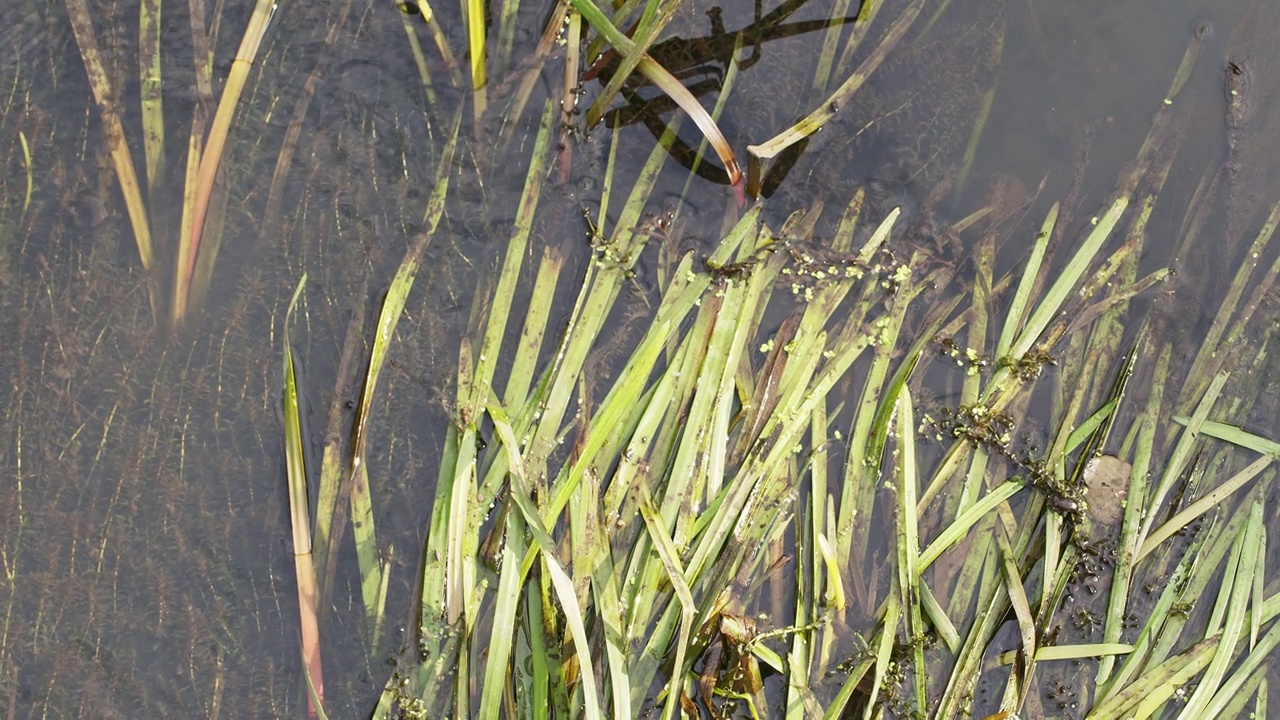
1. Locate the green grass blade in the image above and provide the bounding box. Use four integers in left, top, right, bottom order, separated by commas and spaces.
506, 473, 603, 719
571, 0, 743, 192
1137, 371, 1228, 546
893, 387, 927, 712
638, 497, 697, 720
472, 100, 555, 410
1097, 341, 1170, 686
583, 0, 680, 130
465, 0, 486, 90
1179, 502, 1263, 717
1139, 456, 1270, 561
995, 519, 1035, 713
1030, 643, 1134, 662
747, 0, 923, 198
477, 501, 527, 718
1008, 196, 1129, 361
862, 594, 900, 720
172, 0, 279, 324
281, 275, 327, 714
996, 202, 1055, 359
1202, 602, 1280, 716
1091, 635, 1218, 719
1178, 417, 1280, 458
919, 479, 1024, 571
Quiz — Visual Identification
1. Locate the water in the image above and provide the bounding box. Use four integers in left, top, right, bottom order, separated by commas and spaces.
0, 0, 1275, 717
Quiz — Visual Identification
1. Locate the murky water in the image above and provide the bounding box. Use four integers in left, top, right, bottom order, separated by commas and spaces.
0, 0, 1276, 717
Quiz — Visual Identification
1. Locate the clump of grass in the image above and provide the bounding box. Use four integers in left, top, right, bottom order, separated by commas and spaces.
255, 2, 1280, 718
63, 0, 286, 325
11, 0, 1277, 714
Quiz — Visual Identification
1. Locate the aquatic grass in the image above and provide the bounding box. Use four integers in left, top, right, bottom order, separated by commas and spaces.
811, 0, 857, 97
1182, 197, 1280, 407
554, 9, 585, 184
281, 275, 325, 714
580, 0, 681, 130
367, 106, 916, 713
18, 131, 33, 221
830, 0, 884, 93
571, 0, 744, 199
316, 107, 461, 628
0, 219, 300, 712
889, 27, 1280, 718
746, 0, 925, 199
390, 158, 1191, 717
1138, 453, 1270, 562
497, 2, 569, 150
139, 0, 164, 219
259, 0, 357, 247
173, 0, 279, 323
63, 0, 157, 300
893, 387, 927, 709
953, 18, 1003, 200
1177, 501, 1264, 718
1093, 341, 1170, 685
63, 0, 279, 325
61, 0, 803, 333
229, 2, 1280, 717
675, 32, 744, 216
464, 0, 488, 118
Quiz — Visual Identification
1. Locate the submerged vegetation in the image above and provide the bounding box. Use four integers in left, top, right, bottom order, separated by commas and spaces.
1, 0, 1279, 717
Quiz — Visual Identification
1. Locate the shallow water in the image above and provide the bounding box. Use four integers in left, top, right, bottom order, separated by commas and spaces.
0, 0, 1276, 717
